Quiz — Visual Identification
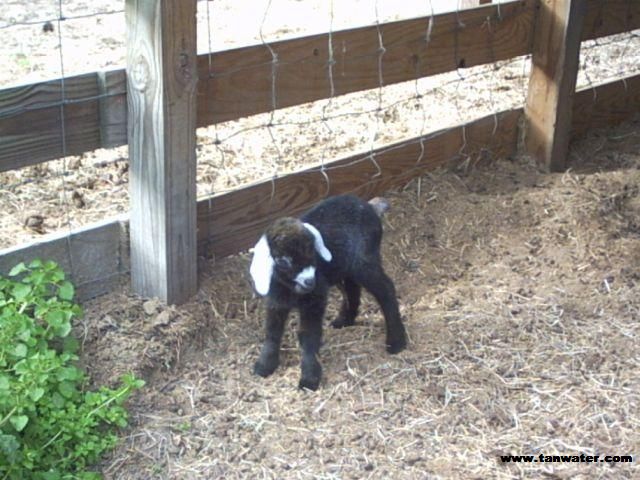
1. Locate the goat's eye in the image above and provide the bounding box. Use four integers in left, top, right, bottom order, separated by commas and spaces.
275, 256, 293, 270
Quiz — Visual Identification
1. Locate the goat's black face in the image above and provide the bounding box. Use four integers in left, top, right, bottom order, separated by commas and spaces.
250, 216, 332, 297
268, 219, 317, 294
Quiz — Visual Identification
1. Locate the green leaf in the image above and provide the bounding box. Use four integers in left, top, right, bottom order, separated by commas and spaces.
78, 472, 102, 480
17, 326, 32, 342
43, 260, 57, 271
28, 270, 45, 286
114, 416, 129, 428
9, 262, 28, 276
28, 259, 43, 269
11, 283, 31, 301
41, 472, 62, 480
29, 387, 45, 402
12, 343, 27, 358
63, 335, 80, 354
9, 414, 29, 432
58, 381, 76, 399
58, 281, 75, 301
55, 321, 72, 338
0, 375, 9, 392
45, 310, 65, 328
57, 366, 82, 382
122, 373, 146, 389
52, 272, 65, 284
132, 378, 146, 389
51, 391, 65, 409
13, 359, 28, 374
0, 433, 19, 461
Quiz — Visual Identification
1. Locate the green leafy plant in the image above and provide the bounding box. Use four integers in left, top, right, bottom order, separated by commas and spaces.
0, 260, 144, 480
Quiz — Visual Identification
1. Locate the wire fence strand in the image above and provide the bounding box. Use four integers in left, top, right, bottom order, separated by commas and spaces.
1, 1, 640, 259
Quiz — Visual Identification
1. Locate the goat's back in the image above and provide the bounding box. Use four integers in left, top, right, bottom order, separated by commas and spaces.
301, 195, 383, 279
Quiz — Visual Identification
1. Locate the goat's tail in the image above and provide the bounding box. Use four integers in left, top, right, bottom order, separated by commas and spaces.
368, 197, 390, 217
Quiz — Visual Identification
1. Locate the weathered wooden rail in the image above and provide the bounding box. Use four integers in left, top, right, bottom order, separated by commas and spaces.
0, 0, 639, 302
2, 0, 638, 172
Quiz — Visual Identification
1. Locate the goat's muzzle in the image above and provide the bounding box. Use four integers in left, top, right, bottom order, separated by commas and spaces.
293, 266, 316, 294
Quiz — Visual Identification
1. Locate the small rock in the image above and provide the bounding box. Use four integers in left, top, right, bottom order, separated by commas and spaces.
68, 157, 82, 169
153, 310, 174, 328
143, 299, 161, 316
171, 434, 183, 447
98, 314, 119, 333
24, 214, 45, 234
242, 390, 259, 403
99, 173, 113, 184
42, 21, 54, 33
405, 455, 422, 466
72, 191, 86, 208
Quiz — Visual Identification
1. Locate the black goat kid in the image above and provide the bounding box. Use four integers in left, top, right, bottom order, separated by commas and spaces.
250, 194, 407, 390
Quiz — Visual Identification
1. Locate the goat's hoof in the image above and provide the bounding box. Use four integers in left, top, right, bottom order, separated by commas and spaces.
298, 363, 322, 391
386, 336, 407, 354
331, 316, 355, 329
298, 376, 321, 391
253, 359, 278, 378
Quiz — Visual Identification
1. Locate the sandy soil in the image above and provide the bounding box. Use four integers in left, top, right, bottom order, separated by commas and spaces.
76, 117, 640, 479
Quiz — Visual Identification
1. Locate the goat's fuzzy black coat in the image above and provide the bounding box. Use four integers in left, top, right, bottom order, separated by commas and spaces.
252, 194, 407, 390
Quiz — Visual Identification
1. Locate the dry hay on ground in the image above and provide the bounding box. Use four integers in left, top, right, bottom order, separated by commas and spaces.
77, 117, 640, 479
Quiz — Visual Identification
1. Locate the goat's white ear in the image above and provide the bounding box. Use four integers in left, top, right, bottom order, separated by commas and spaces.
250, 235, 274, 296
303, 223, 332, 262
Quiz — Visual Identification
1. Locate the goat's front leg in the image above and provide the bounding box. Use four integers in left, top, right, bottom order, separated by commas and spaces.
254, 304, 290, 378
297, 297, 326, 391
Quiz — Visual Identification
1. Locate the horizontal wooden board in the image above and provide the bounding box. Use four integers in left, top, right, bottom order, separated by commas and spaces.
572, 72, 640, 137
0, 70, 126, 172
583, 0, 640, 41
0, 216, 129, 300
196, 108, 522, 258
197, 0, 638, 125
2, 0, 638, 171
196, 0, 534, 125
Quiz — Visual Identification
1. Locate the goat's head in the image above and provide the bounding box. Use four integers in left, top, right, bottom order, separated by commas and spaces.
250, 218, 332, 296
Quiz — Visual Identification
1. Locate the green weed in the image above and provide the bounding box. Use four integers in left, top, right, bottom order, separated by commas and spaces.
0, 260, 144, 480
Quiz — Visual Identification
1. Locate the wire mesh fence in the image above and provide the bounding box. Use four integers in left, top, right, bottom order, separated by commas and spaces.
0, 0, 639, 259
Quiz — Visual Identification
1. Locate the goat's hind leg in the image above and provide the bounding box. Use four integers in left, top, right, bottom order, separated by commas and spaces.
354, 265, 407, 354
254, 304, 289, 377
331, 277, 361, 329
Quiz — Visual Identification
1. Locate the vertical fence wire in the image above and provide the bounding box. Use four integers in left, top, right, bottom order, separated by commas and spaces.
258, 0, 284, 205
318, 0, 336, 198
54, 0, 77, 282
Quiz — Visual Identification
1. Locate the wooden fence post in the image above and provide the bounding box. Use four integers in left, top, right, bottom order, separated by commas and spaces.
524, 0, 586, 172
126, 0, 198, 304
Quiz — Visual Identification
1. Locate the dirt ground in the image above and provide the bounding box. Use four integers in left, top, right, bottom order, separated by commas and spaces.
76, 117, 640, 479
